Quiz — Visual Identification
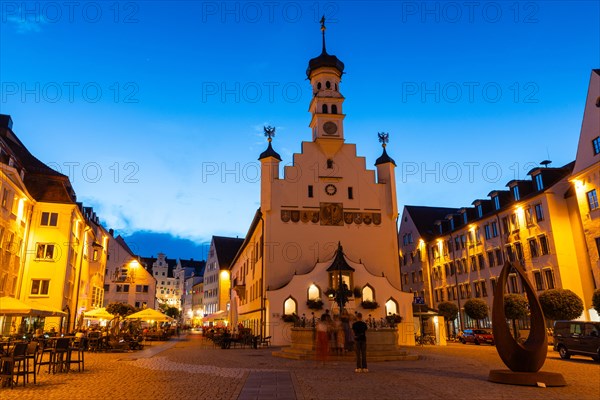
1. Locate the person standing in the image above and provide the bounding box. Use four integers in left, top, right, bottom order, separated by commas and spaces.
352, 312, 368, 372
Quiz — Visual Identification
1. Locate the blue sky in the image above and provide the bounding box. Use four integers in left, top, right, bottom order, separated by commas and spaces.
1, 1, 598, 259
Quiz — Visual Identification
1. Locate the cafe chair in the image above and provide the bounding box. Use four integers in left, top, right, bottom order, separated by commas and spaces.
25, 341, 38, 384
49, 338, 71, 373
0, 342, 28, 388
68, 340, 85, 372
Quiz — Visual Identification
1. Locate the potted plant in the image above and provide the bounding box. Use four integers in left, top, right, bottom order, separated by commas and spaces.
385, 313, 402, 326
306, 299, 324, 310
281, 313, 299, 323
360, 300, 379, 309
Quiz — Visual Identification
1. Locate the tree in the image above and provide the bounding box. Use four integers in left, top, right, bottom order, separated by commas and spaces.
164, 306, 180, 319
463, 299, 488, 328
106, 302, 136, 318
592, 289, 600, 315
504, 294, 529, 338
538, 289, 584, 321
437, 301, 459, 336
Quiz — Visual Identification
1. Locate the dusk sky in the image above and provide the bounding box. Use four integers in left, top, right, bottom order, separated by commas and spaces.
1, 1, 598, 259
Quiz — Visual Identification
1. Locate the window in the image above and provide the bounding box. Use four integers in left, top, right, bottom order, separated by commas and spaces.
484, 224, 491, 239
544, 269, 555, 289
490, 278, 497, 293
348, 187, 353, 199
30, 279, 50, 295
533, 271, 544, 290
326, 159, 333, 169
41, 212, 58, 226
104, 284, 110, 292
539, 235, 550, 255
473, 282, 481, 298
36, 243, 55, 260
501, 217, 510, 235
509, 274, 519, 293
478, 254, 485, 270
534, 174, 544, 191
331, 104, 338, 114
460, 235, 466, 249
322, 104, 328, 113
513, 186, 520, 201
1, 188, 9, 209
514, 242, 524, 261
510, 213, 520, 231
534, 204, 544, 222
596, 237, 600, 258
529, 238, 539, 258
493, 196, 500, 210
525, 207, 533, 226
491, 221, 498, 237
476, 204, 483, 218
505, 244, 515, 262
487, 250, 495, 268
593, 136, 600, 155
136, 285, 149, 293
475, 228, 481, 244
308, 185, 313, 198
587, 189, 599, 211
470, 255, 477, 271
481, 280, 488, 297
92, 249, 98, 261
326, 81, 331, 89
463, 213, 468, 224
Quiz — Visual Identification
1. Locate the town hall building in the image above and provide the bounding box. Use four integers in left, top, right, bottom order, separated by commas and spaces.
229, 21, 415, 346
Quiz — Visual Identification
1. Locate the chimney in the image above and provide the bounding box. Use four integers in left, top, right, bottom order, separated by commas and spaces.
0, 114, 13, 130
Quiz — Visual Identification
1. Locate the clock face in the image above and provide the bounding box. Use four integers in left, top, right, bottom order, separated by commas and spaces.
325, 184, 337, 196
323, 121, 338, 135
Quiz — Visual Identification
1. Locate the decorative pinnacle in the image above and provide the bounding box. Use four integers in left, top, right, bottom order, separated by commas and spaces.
320, 15, 327, 53
264, 126, 276, 142
378, 132, 389, 148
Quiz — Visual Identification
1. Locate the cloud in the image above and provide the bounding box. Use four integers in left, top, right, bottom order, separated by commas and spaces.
5, 14, 45, 34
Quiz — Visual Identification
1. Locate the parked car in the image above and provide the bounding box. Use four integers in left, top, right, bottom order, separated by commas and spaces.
553, 320, 600, 362
459, 329, 495, 345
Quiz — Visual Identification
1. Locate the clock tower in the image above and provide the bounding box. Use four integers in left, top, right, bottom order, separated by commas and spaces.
306, 17, 346, 143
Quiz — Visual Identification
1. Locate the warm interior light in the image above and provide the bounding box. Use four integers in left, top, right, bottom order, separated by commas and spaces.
220, 270, 230, 280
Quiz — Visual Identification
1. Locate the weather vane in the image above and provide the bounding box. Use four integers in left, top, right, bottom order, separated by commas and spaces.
378, 132, 390, 147
264, 126, 276, 142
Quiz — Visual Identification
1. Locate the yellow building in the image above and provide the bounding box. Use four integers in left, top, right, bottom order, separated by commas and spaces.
399, 69, 600, 330
0, 114, 109, 333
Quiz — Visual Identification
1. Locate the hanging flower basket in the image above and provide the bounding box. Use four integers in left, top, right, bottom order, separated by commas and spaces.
386, 314, 402, 325
361, 300, 379, 309
306, 299, 324, 310
281, 313, 299, 323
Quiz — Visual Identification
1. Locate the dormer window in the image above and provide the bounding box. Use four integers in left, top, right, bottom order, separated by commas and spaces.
450, 219, 455, 231
534, 174, 544, 191
513, 186, 520, 201
463, 213, 468, 224
493, 196, 500, 210
476, 204, 483, 218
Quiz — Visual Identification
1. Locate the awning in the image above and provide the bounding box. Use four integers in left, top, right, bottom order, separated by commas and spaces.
0, 297, 66, 317
125, 308, 174, 322
83, 307, 115, 320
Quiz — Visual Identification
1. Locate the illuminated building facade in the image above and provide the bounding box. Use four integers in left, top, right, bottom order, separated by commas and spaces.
103, 232, 156, 309
399, 70, 600, 329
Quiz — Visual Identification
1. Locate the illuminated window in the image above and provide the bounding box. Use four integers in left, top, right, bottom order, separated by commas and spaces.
362, 286, 374, 302
587, 189, 599, 211
35, 243, 55, 260
307, 284, 320, 300
534, 174, 544, 191
31, 279, 50, 296
525, 207, 533, 226
533, 271, 544, 290
529, 238, 539, 258
41, 212, 58, 227
284, 297, 296, 315
385, 299, 398, 316
593, 136, 600, 155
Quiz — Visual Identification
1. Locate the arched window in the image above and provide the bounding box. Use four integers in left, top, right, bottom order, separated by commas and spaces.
331, 104, 338, 114
317, 82, 322, 90
326, 81, 331, 89
385, 299, 398, 316
284, 297, 297, 315
322, 104, 328, 114
362, 285, 374, 302
308, 284, 320, 300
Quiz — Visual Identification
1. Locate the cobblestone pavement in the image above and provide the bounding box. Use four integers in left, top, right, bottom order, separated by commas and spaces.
2, 334, 598, 400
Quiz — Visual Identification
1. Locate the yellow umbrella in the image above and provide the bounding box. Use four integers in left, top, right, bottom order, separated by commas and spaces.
83, 307, 115, 320
125, 308, 174, 322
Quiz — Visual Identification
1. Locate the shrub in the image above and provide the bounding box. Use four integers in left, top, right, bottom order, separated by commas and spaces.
539, 289, 583, 321
360, 300, 379, 309
504, 294, 529, 338
106, 302, 136, 318
385, 313, 402, 325
306, 299, 324, 310
592, 289, 600, 315
464, 298, 489, 326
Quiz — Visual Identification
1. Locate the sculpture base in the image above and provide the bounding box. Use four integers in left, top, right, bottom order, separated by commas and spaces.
488, 369, 566, 387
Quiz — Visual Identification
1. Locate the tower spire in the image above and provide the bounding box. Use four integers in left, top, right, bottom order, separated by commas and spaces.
320, 15, 327, 54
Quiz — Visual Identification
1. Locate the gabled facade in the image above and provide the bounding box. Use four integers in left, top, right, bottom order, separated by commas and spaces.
103, 232, 156, 309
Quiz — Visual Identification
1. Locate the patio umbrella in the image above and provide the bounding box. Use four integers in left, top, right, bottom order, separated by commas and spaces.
83, 307, 115, 320
125, 308, 174, 322
0, 296, 66, 317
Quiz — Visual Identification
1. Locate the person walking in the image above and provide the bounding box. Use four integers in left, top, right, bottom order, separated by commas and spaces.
352, 312, 368, 372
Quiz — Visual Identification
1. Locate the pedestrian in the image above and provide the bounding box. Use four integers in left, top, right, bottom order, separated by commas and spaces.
315, 315, 329, 363
352, 312, 368, 372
